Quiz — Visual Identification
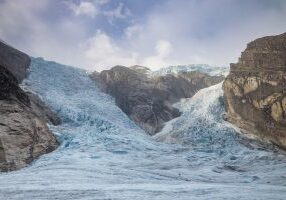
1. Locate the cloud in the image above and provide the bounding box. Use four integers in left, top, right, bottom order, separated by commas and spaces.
0, 0, 89, 68
68, 1, 98, 18
124, 24, 143, 39
120, 0, 286, 70
96, 0, 110, 5
84, 30, 137, 70
104, 2, 132, 22
0, 0, 286, 72
0, 0, 48, 41
155, 40, 172, 58
143, 40, 174, 68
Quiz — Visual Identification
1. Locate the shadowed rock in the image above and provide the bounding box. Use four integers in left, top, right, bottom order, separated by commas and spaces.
0, 41, 30, 83
0, 41, 59, 172
0, 65, 59, 172
223, 32, 286, 149
0, 139, 5, 163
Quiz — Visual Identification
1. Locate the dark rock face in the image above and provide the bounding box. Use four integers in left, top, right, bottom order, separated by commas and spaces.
0, 65, 59, 172
0, 42, 30, 83
0, 65, 30, 105
223, 32, 286, 149
91, 66, 224, 135
153, 71, 225, 103
0, 41, 59, 172
92, 66, 180, 134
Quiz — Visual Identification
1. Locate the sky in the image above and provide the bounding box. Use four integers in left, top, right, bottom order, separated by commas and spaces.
0, 0, 286, 71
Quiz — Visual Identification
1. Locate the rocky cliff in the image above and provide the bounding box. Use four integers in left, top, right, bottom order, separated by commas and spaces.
223, 32, 286, 149
0, 42, 59, 172
0, 42, 30, 83
91, 66, 224, 135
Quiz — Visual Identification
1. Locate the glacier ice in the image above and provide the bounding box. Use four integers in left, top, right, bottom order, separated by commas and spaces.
0, 57, 285, 200
152, 64, 229, 77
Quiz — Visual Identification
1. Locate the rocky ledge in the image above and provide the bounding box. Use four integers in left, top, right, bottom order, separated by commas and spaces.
0, 42, 59, 172
91, 65, 224, 135
223, 32, 286, 149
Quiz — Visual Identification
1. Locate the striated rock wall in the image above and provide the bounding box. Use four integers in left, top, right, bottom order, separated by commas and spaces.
223, 32, 286, 149
0, 41, 59, 172
91, 66, 224, 135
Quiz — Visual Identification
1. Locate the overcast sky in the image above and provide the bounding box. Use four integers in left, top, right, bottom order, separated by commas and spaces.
0, 0, 286, 71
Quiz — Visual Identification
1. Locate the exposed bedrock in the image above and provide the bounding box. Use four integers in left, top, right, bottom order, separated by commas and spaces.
0, 41, 30, 83
91, 65, 224, 135
223, 32, 286, 149
0, 41, 59, 172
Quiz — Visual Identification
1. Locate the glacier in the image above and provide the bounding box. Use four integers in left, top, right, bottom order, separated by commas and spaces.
0, 57, 285, 200
152, 64, 229, 77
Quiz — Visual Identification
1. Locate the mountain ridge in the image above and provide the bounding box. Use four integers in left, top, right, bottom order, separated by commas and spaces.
91, 65, 224, 134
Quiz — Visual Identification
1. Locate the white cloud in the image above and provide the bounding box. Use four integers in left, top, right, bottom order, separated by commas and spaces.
143, 40, 174, 68
0, 0, 89, 68
156, 40, 172, 58
84, 30, 137, 70
120, 0, 286, 70
124, 24, 143, 39
68, 1, 97, 18
95, 0, 110, 5
1, 0, 286, 72
104, 2, 131, 22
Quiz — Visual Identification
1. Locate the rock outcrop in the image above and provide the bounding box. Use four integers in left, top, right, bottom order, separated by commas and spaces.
223, 32, 286, 149
0, 41, 30, 83
91, 66, 224, 135
0, 41, 59, 172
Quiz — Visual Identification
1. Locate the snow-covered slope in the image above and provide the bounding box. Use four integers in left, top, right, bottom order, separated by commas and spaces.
0, 58, 285, 200
152, 64, 229, 77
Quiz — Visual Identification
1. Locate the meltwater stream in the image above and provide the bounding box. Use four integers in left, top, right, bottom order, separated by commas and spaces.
0, 58, 286, 200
